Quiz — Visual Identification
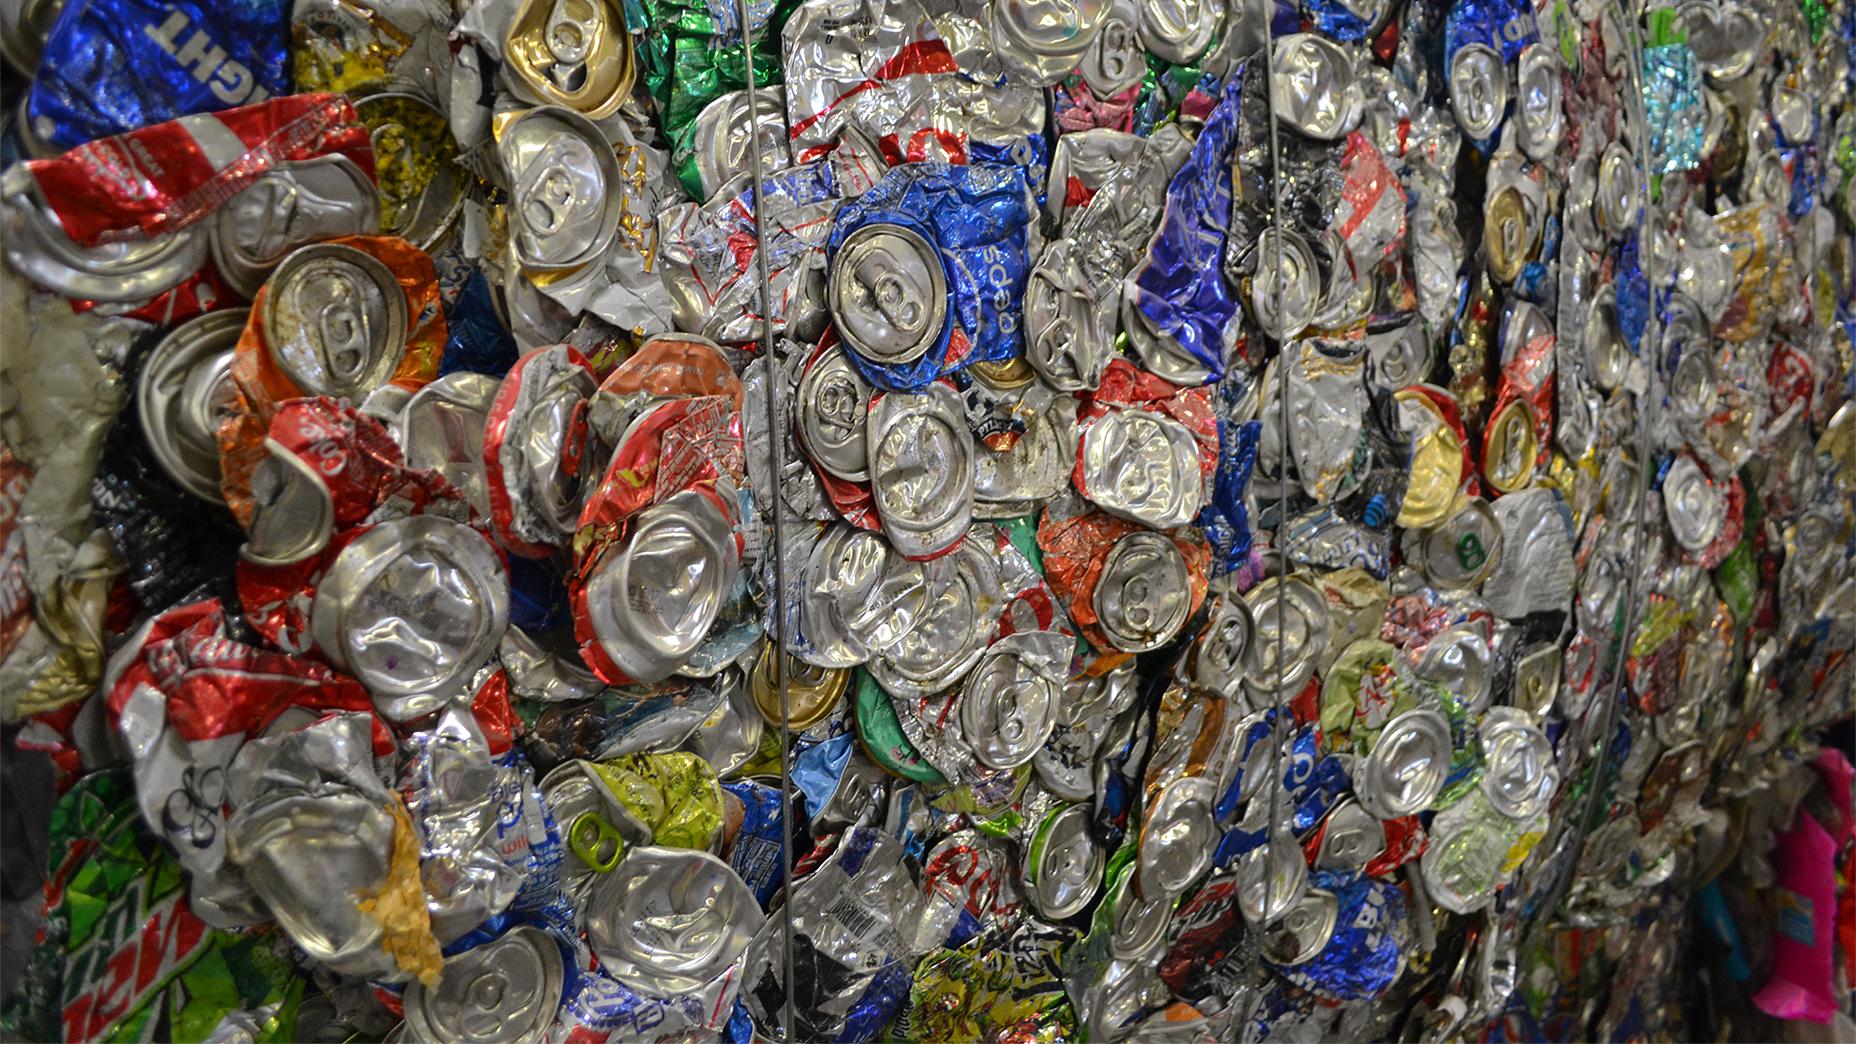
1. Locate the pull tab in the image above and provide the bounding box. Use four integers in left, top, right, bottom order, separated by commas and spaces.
570, 811, 626, 871
313, 270, 373, 389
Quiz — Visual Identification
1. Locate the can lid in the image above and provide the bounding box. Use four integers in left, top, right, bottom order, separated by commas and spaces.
585, 847, 764, 995
137, 309, 246, 503
582, 488, 741, 685
1026, 241, 1115, 392
1137, 0, 1222, 64
1237, 834, 1309, 924
484, 345, 598, 559
1137, 775, 1218, 898
0, 192, 206, 303
209, 155, 380, 299
1078, 409, 1206, 529
1484, 184, 1534, 286
751, 641, 849, 732
688, 86, 792, 203
503, 0, 634, 119
1026, 803, 1104, 919
798, 523, 929, 665
867, 538, 1002, 699
796, 345, 874, 483
1258, 885, 1339, 966
498, 106, 626, 272
395, 373, 501, 519
992, 0, 1111, 84
242, 439, 338, 567
355, 92, 468, 253
959, 630, 1068, 770
310, 515, 510, 716
1481, 397, 1539, 495
1313, 798, 1383, 873
1478, 708, 1558, 821
829, 224, 949, 367
403, 925, 564, 1044
1594, 141, 1641, 240
1242, 575, 1331, 698
262, 242, 409, 400
866, 384, 975, 559
1186, 595, 1253, 699
1417, 496, 1504, 590
1406, 624, 1494, 714
1448, 42, 1508, 140
1249, 227, 1320, 342
1394, 388, 1467, 528
1514, 44, 1565, 162
1107, 862, 1173, 959
1093, 530, 1193, 653
1663, 454, 1726, 551
1356, 708, 1452, 819
1271, 34, 1364, 140
1078, 0, 1146, 97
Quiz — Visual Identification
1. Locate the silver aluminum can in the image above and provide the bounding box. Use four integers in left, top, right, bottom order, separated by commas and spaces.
1136, 0, 1221, 64
991, 0, 1112, 85
1508, 644, 1561, 718
685, 86, 793, 203
585, 847, 765, 994
1137, 775, 1218, 898
1581, 283, 1630, 392
1025, 802, 1104, 919
497, 106, 624, 272
1026, 238, 1117, 392
403, 926, 565, 1044
209, 154, 381, 299
828, 223, 949, 367
1663, 453, 1726, 551
1106, 862, 1174, 959
973, 385, 1075, 518
1248, 227, 1320, 342
959, 629, 1069, 770
0, 173, 206, 303
1271, 34, 1364, 141
226, 790, 402, 980
136, 309, 246, 503
1513, 44, 1564, 163
1447, 42, 1507, 141
684, 670, 765, 779
1477, 707, 1557, 821
485, 345, 599, 557
1241, 575, 1331, 700
867, 536, 1003, 699
1093, 530, 1193, 653
242, 440, 338, 566
1258, 885, 1339, 966
1677, 0, 1760, 80
581, 487, 741, 684
1413, 496, 1504, 591
866, 383, 975, 559
1405, 624, 1494, 714
261, 242, 409, 400
1078, 0, 1145, 97
0, 0, 62, 76
797, 522, 929, 666
1077, 408, 1205, 529
1594, 141, 1641, 241
1184, 594, 1253, 700
1313, 797, 1382, 873
1355, 707, 1452, 819
310, 514, 511, 718
1236, 833, 1309, 924
795, 344, 874, 483
395, 372, 501, 519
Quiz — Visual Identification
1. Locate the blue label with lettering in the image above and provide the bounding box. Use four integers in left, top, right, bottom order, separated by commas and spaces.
28, 0, 291, 150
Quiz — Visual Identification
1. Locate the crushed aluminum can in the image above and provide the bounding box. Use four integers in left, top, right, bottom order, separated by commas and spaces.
310, 514, 511, 720
1258, 882, 1339, 966
208, 154, 381, 299
394, 372, 501, 519
1513, 43, 1564, 163
991, 0, 1113, 85
1272, 871, 1406, 1001
1411, 495, 1504, 591
585, 846, 764, 998
751, 640, 850, 732
1271, 34, 1364, 141
1024, 801, 1105, 919
576, 486, 743, 686
795, 343, 875, 483
402, 925, 566, 1044
259, 241, 411, 400
1242, 574, 1331, 700
675, 85, 794, 203
483, 345, 599, 559
1447, 42, 1507, 142
1183, 594, 1253, 700
1136, 0, 1221, 63
1662, 453, 1727, 552
497, 106, 625, 274
1247, 226, 1322, 344
354, 91, 467, 254
135, 309, 246, 503
1074, 408, 1207, 530
866, 383, 976, 559
1093, 530, 1194, 653
1236, 833, 1310, 925
1137, 775, 1219, 899
1477, 707, 1557, 821
502, 0, 635, 120
958, 629, 1069, 770
1354, 707, 1452, 820
794, 522, 930, 666
1025, 238, 1117, 392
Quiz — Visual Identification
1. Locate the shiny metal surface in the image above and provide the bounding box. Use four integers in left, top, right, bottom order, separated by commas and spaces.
262, 242, 409, 400
136, 310, 246, 502
209, 155, 380, 299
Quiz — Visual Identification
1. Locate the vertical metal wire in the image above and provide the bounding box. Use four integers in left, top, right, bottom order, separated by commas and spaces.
733, 10, 799, 1037
1530, 1, 1665, 937
1256, 8, 1298, 943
